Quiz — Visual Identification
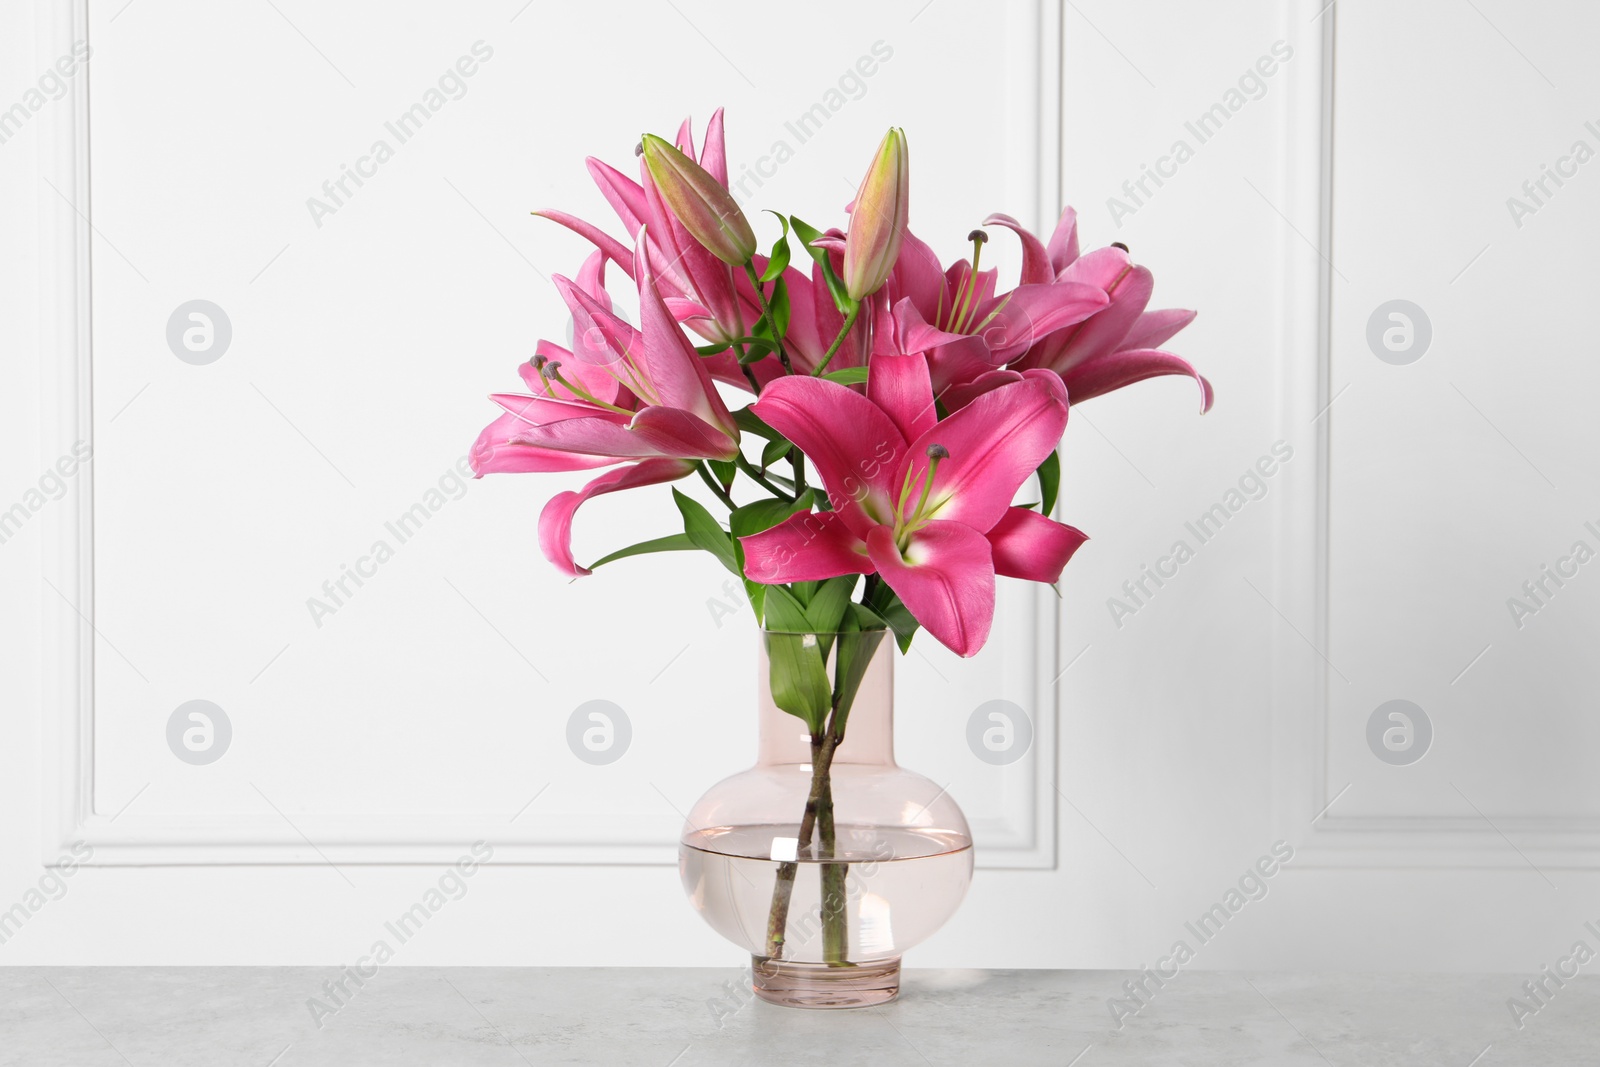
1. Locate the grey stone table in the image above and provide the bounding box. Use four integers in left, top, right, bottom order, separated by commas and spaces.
1, 968, 1594, 1066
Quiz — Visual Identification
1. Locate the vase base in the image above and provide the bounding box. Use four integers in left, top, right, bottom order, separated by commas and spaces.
750, 955, 901, 1009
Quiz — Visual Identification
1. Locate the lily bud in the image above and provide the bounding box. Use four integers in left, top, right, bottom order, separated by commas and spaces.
639, 133, 756, 265
843, 127, 909, 301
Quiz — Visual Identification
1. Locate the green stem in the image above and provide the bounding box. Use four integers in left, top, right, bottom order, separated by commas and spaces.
743, 262, 792, 374
695, 462, 736, 510
735, 453, 793, 501
763, 640, 869, 965
812, 304, 862, 376
763, 726, 836, 960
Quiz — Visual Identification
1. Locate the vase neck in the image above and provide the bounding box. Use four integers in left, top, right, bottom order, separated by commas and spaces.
756, 630, 895, 767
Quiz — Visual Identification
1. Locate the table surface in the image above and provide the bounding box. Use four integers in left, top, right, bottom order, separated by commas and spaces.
1, 967, 1593, 1066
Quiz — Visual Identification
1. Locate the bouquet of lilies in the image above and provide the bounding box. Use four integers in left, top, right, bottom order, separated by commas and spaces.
472, 110, 1210, 666
473, 113, 1209, 960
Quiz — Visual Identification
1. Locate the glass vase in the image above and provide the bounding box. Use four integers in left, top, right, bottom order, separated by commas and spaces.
678, 628, 974, 1009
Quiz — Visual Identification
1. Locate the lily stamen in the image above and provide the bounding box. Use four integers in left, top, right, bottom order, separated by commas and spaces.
545, 361, 633, 415
948, 230, 988, 334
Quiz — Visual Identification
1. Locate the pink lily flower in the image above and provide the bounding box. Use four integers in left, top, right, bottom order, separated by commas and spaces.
991, 209, 1213, 412
469, 236, 739, 575
541, 111, 754, 349
883, 223, 1109, 393
738, 355, 1086, 657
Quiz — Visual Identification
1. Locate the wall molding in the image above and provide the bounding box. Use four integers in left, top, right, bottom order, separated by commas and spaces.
40, 0, 1060, 869
1268, 0, 1600, 868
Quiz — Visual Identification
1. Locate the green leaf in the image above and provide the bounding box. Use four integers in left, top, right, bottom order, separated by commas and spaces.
673, 488, 738, 576
789, 580, 818, 607
706, 459, 737, 490
1036, 449, 1061, 516
695, 342, 731, 356
767, 276, 791, 339
790, 215, 855, 314
729, 492, 813, 541
736, 337, 778, 364
866, 581, 921, 653
586, 532, 698, 571
820, 366, 869, 385
760, 211, 791, 283
734, 407, 781, 441
729, 491, 815, 622
846, 603, 889, 631
762, 588, 832, 732
760, 437, 792, 469
804, 575, 857, 636
831, 627, 887, 731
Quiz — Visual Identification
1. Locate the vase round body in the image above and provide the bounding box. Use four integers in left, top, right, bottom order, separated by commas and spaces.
678, 629, 974, 1009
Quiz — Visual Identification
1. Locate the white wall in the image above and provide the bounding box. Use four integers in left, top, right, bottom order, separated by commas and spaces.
3, 0, 1598, 978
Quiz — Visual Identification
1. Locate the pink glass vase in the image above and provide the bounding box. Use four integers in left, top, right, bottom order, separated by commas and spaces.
679, 628, 974, 1009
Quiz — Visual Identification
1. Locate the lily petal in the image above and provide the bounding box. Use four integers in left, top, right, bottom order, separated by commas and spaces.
532, 209, 637, 280
937, 368, 1024, 412
750, 375, 907, 537
585, 157, 647, 237
866, 521, 996, 657
490, 392, 626, 426
510, 415, 665, 458
1062, 348, 1215, 413
539, 458, 696, 576
975, 281, 1110, 363
636, 226, 740, 438
739, 511, 875, 584
885, 228, 948, 317
902, 375, 1069, 534
629, 405, 741, 460
470, 413, 621, 476
1122, 307, 1197, 352
700, 107, 728, 186
983, 212, 1053, 286
1046, 206, 1080, 273
867, 352, 937, 444
985, 506, 1088, 582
